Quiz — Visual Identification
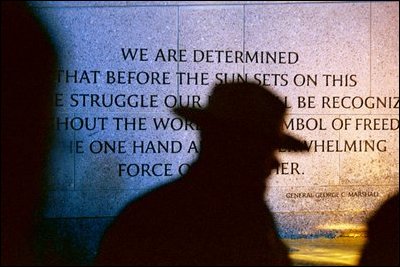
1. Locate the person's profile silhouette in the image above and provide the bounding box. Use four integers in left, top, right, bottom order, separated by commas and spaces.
1, 2, 57, 265
96, 81, 308, 265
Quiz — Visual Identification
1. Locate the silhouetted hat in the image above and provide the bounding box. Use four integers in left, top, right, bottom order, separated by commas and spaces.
174, 82, 308, 151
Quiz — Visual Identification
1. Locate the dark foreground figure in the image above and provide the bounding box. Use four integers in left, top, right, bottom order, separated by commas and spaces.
96, 82, 308, 265
1, 2, 57, 265
359, 193, 399, 266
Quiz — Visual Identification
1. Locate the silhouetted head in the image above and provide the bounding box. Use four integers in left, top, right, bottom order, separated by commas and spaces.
2, 2, 57, 265
174, 81, 307, 179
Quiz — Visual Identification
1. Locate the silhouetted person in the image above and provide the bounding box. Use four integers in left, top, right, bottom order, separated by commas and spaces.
359, 193, 399, 266
1, 1, 57, 265
96, 81, 308, 265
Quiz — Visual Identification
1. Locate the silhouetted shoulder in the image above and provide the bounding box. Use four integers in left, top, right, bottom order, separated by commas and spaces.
95, 179, 199, 265
359, 193, 399, 266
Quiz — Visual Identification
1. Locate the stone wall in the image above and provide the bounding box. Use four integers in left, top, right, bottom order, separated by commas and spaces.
29, 1, 399, 264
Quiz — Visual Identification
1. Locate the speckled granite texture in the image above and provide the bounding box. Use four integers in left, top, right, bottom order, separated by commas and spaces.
28, 1, 398, 264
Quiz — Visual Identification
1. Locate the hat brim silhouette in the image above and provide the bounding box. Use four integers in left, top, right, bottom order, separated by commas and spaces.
174, 106, 308, 152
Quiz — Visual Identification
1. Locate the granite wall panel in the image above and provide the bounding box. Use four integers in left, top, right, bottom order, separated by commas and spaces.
27, 1, 399, 264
